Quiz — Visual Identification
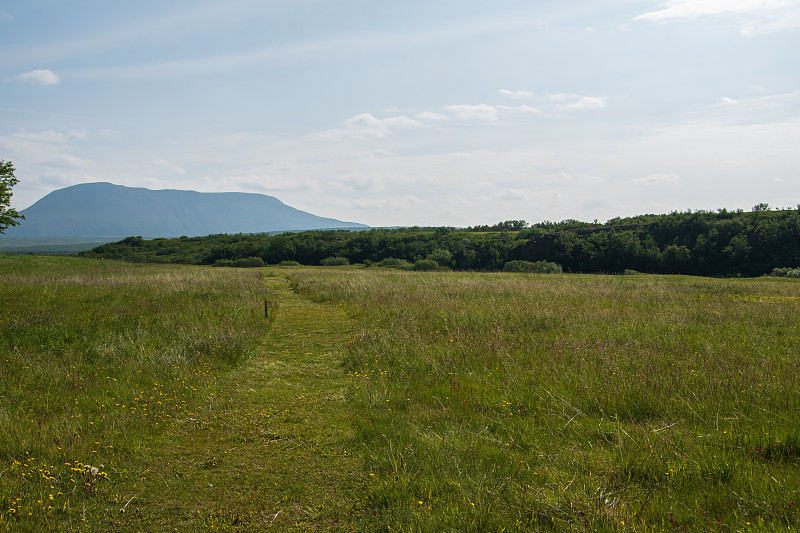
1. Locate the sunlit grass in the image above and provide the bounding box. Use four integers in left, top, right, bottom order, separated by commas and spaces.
287, 268, 800, 531
4, 256, 799, 531
0, 255, 268, 530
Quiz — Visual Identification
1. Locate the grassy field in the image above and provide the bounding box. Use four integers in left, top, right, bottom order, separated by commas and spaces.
2, 257, 799, 531
287, 268, 800, 532
0, 256, 364, 531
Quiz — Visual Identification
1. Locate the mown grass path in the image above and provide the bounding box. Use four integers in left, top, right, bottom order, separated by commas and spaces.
115, 275, 364, 532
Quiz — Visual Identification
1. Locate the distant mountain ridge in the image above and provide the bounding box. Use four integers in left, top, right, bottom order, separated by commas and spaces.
3, 182, 368, 238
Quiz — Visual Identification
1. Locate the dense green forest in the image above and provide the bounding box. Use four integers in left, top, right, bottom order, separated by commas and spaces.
78, 206, 800, 276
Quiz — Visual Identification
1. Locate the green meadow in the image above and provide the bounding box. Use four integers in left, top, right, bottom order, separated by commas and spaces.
2, 256, 799, 531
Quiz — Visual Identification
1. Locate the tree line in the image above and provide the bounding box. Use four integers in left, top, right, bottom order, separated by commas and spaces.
78, 206, 800, 276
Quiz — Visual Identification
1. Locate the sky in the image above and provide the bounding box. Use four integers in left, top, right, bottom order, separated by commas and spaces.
1, 0, 799, 227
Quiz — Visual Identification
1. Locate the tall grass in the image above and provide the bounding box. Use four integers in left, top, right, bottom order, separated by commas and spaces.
288, 268, 800, 531
0, 255, 268, 530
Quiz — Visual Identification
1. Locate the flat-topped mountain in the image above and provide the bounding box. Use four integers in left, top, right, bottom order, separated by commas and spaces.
4, 182, 368, 238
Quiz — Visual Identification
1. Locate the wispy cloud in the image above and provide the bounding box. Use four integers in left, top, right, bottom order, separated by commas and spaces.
741, 7, 800, 35
634, 0, 800, 35
516, 105, 542, 114
445, 104, 499, 121
632, 173, 681, 184
498, 92, 607, 113
42, 154, 95, 170
547, 172, 606, 185
12, 69, 61, 85
67, 129, 89, 140
209, 173, 318, 193
550, 94, 608, 111
0, 128, 95, 194
310, 92, 608, 144
415, 111, 449, 121
686, 90, 800, 123
61, 7, 547, 81
498, 89, 535, 99
311, 113, 424, 140
635, 0, 793, 20
153, 158, 186, 175
491, 187, 530, 201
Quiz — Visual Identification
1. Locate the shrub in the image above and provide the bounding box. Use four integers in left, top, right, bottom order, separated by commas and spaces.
277, 260, 301, 267
320, 256, 350, 266
502, 260, 562, 273
427, 249, 453, 268
413, 259, 439, 271
377, 257, 414, 269
212, 259, 234, 267
771, 267, 800, 278
377, 257, 402, 267
232, 256, 265, 268
623, 269, 643, 275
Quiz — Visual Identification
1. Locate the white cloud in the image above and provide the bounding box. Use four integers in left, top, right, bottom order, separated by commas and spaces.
634, 0, 800, 35
330, 173, 384, 192
13, 69, 61, 86
43, 154, 95, 170
350, 149, 396, 160
345, 113, 422, 135
359, 194, 425, 210
741, 7, 800, 35
632, 173, 681, 184
415, 111, 450, 121
0, 12, 12, 21
445, 104, 499, 121
67, 129, 90, 140
0, 129, 95, 204
498, 89, 535, 99
562, 96, 608, 110
312, 113, 424, 140
0, 130, 86, 161
491, 187, 530, 201
548, 94, 608, 111
7, 130, 69, 144
216, 173, 317, 193
153, 158, 186, 175
491, 92, 606, 114
635, 0, 788, 21
57, 7, 546, 82
547, 172, 606, 184
37, 173, 75, 187
685, 91, 800, 124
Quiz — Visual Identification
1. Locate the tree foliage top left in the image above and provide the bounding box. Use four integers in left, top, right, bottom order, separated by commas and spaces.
0, 159, 25, 234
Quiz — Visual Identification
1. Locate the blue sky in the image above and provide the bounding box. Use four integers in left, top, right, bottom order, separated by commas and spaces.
2, 0, 799, 227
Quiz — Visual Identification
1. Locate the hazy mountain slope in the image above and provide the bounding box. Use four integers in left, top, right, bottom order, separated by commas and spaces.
4, 182, 368, 238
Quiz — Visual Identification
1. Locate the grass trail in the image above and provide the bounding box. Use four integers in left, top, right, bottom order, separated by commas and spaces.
114, 275, 364, 531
